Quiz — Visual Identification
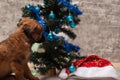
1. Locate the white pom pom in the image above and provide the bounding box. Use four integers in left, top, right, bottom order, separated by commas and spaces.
58, 68, 68, 79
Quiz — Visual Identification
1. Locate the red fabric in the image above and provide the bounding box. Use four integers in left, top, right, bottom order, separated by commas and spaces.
66, 55, 112, 74
66, 68, 70, 74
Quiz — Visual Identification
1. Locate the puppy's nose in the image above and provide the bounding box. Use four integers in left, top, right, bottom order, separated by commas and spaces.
38, 35, 45, 43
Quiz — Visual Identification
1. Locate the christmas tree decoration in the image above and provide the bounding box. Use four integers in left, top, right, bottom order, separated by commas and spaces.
49, 11, 55, 19
74, 5, 78, 9
32, 69, 38, 76
44, 0, 47, 5
69, 64, 76, 73
69, 21, 76, 28
47, 32, 54, 41
54, 28, 60, 34
66, 15, 73, 22
31, 43, 40, 52
26, 4, 30, 9
21, 0, 83, 74
35, 6, 41, 12
60, 28, 76, 39
57, 0, 83, 15
64, 40, 80, 53
25, 4, 46, 30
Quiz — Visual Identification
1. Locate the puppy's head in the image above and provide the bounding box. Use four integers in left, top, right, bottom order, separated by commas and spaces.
18, 18, 45, 43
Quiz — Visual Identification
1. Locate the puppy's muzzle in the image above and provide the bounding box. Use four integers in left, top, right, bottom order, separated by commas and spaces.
37, 35, 45, 43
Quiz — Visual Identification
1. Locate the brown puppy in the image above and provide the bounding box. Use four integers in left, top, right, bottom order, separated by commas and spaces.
2, 75, 16, 80
0, 18, 44, 80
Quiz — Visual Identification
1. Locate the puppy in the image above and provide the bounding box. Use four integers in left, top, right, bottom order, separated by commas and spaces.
0, 18, 44, 80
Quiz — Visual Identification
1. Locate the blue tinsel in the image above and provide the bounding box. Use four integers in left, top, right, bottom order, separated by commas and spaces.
64, 40, 80, 53
26, 4, 80, 53
43, 31, 80, 52
57, 0, 83, 15
26, 5, 46, 30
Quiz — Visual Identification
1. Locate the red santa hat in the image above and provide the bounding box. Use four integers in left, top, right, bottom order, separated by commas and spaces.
59, 54, 119, 79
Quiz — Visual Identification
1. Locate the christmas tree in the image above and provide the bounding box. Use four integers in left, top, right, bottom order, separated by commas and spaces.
21, 0, 83, 74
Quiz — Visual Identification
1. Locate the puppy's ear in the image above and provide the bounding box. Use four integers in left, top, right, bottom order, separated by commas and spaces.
17, 19, 22, 27
23, 24, 32, 38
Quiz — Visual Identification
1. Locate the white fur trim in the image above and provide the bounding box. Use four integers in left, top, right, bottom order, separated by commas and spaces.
58, 68, 68, 79
59, 66, 119, 79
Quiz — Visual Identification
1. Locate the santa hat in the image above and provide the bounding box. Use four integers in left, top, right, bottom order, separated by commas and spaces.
59, 55, 119, 79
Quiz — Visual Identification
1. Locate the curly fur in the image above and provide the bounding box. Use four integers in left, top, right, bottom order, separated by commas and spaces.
0, 18, 44, 80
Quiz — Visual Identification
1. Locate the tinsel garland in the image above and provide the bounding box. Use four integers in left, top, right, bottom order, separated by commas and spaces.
57, 0, 83, 15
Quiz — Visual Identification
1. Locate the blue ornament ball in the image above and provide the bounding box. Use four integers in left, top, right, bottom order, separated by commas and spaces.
49, 11, 55, 19
69, 64, 76, 73
69, 21, 76, 28
26, 4, 31, 9
35, 6, 40, 12
54, 28, 60, 34
66, 15, 73, 22
47, 32, 54, 41
74, 5, 78, 8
